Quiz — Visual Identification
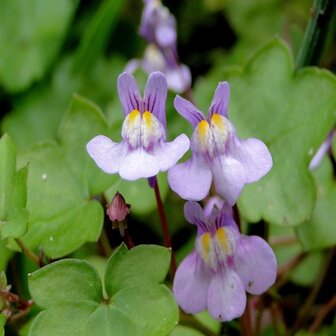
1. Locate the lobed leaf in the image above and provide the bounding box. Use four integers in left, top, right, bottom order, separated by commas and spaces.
0, 0, 78, 92
113, 285, 178, 336
296, 157, 336, 250
28, 245, 178, 335
18, 95, 116, 258
28, 259, 103, 308
0, 134, 29, 239
0, 314, 5, 336
105, 244, 171, 297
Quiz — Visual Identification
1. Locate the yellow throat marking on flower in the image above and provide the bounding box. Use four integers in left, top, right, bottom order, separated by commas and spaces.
143, 111, 153, 131
215, 227, 230, 254
197, 120, 210, 147
129, 109, 141, 124
200, 232, 212, 262
211, 113, 226, 130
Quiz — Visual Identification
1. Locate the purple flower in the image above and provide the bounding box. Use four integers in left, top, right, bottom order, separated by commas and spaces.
136, 1, 192, 94
87, 72, 189, 180
168, 82, 272, 205
125, 45, 191, 94
173, 201, 277, 321
139, 0, 176, 49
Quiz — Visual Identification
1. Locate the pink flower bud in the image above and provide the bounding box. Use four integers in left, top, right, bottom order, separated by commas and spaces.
107, 192, 130, 222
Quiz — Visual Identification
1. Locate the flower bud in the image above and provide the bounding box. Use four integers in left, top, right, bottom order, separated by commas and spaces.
107, 192, 130, 236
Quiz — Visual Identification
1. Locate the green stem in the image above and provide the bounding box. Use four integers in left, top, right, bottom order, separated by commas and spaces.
14, 239, 39, 266
99, 228, 113, 257
296, 0, 336, 69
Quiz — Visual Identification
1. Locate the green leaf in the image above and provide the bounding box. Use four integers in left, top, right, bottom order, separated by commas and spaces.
29, 259, 102, 307
59, 94, 118, 194
220, 0, 309, 67
29, 304, 137, 336
0, 0, 78, 92
0, 314, 6, 336
194, 311, 221, 334
195, 38, 336, 226
296, 157, 336, 249
170, 325, 204, 336
0, 240, 13, 271
113, 285, 178, 336
82, 305, 137, 336
16, 95, 119, 258
2, 55, 125, 150
105, 244, 171, 297
290, 251, 324, 287
17, 142, 102, 258
0, 271, 6, 289
0, 271, 7, 311
73, 0, 124, 72
0, 134, 29, 239
29, 303, 101, 336
28, 246, 178, 335
0, 134, 16, 219
270, 224, 320, 287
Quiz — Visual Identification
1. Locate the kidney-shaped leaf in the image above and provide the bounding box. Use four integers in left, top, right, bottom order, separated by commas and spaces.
28, 245, 178, 336
0, 134, 28, 239
18, 95, 116, 258
104, 244, 172, 297
0, 0, 77, 92
296, 157, 336, 250
28, 259, 103, 307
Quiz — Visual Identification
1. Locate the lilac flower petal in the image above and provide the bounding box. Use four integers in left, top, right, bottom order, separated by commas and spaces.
211, 155, 245, 205
173, 252, 211, 314
147, 176, 156, 188
234, 235, 277, 295
144, 72, 168, 127
184, 201, 205, 226
139, 1, 155, 43
117, 72, 142, 116
119, 149, 160, 180
230, 138, 273, 183
208, 82, 230, 118
86, 135, 127, 174
152, 134, 190, 171
309, 141, 329, 170
203, 196, 225, 218
174, 96, 205, 128
166, 64, 191, 94
168, 156, 212, 201
124, 59, 141, 74
156, 16, 176, 48
143, 45, 165, 73
309, 130, 335, 170
207, 269, 246, 321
